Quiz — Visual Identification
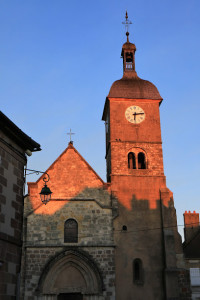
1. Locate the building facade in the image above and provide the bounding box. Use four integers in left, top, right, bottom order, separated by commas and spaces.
21, 27, 191, 299
21, 142, 115, 299
0, 111, 40, 300
183, 211, 200, 300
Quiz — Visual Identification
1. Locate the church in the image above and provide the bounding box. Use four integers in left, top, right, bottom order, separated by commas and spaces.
20, 14, 191, 300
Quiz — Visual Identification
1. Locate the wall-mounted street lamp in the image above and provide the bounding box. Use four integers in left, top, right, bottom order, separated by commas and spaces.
25, 169, 52, 205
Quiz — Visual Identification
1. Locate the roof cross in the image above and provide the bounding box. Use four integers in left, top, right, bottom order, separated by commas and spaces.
67, 129, 75, 143
122, 11, 132, 41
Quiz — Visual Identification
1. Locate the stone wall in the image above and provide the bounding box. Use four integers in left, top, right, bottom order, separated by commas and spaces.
0, 136, 26, 299
178, 269, 192, 299
21, 194, 115, 300
22, 247, 115, 300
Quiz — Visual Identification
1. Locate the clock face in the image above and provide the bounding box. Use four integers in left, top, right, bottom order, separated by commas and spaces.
125, 105, 145, 124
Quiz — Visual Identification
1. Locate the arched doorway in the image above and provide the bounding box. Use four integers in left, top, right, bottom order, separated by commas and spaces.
37, 250, 103, 299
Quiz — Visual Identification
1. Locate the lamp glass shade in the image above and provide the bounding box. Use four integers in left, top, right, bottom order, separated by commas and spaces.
40, 184, 52, 205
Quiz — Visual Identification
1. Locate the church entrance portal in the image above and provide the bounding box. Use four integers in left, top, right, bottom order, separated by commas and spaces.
58, 293, 83, 300
38, 250, 103, 298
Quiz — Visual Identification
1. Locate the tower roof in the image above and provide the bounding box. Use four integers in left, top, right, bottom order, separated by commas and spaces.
108, 13, 162, 101
108, 76, 162, 100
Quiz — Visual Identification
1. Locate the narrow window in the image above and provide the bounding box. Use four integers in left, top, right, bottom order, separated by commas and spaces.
133, 258, 143, 285
122, 225, 127, 231
64, 219, 78, 243
138, 152, 146, 169
128, 152, 136, 169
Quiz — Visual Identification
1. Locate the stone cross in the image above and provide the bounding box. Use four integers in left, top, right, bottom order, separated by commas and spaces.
67, 129, 75, 142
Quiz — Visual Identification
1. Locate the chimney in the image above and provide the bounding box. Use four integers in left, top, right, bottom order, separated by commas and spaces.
183, 211, 200, 243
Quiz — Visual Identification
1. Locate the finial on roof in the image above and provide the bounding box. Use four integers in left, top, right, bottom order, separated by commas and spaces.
125, 10, 128, 21
67, 128, 75, 144
122, 10, 132, 43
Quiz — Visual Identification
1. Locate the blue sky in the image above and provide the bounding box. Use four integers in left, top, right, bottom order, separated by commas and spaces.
1, 0, 200, 238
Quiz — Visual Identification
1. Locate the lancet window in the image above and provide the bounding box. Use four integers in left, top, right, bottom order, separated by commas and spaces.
133, 258, 144, 285
64, 219, 78, 243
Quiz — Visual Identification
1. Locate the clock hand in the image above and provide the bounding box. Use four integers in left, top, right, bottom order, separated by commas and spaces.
132, 112, 144, 116
132, 112, 144, 122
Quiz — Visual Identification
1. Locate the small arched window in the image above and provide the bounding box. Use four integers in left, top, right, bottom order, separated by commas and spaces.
126, 52, 133, 63
128, 152, 136, 169
122, 225, 127, 231
133, 258, 144, 285
138, 152, 146, 169
64, 219, 78, 243
125, 52, 133, 70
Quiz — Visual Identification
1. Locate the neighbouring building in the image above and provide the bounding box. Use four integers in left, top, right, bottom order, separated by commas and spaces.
0, 111, 41, 299
21, 17, 192, 300
183, 211, 200, 300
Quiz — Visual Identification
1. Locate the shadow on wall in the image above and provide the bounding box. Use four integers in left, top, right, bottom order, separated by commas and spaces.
25, 186, 111, 216
24, 185, 180, 251
26, 181, 174, 217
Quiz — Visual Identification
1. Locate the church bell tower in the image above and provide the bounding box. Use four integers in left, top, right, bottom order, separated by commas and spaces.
102, 12, 189, 300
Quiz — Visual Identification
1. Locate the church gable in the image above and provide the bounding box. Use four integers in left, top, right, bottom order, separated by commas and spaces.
28, 142, 106, 211
23, 146, 115, 299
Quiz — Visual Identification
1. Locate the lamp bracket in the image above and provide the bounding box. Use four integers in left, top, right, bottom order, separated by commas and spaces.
25, 168, 50, 183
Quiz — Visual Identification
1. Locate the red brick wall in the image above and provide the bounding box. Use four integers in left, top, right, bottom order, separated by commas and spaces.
184, 211, 200, 243
184, 211, 199, 228
107, 97, 166, 210
109, 98, 162, 143
104, 96, 189, 299
107, 98, 164, 180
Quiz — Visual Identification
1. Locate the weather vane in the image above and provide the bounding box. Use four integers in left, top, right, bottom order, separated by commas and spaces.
122, 11, 132, 41
67, 128, 75, 143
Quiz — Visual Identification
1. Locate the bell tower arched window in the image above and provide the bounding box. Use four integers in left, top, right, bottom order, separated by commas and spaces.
133, 258, 144, 285
138, 152, 146, 169
64, 219, 78, 243
128, 152, 136, 169
125, 52, 133, 70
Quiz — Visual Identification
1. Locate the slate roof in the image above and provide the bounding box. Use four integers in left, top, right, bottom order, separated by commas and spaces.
108, 76, 162, 100
183, 229, 200, 259
0, 111, 41, 152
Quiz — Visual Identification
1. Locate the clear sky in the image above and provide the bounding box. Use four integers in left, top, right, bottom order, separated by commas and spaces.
1, 0, 200, 239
